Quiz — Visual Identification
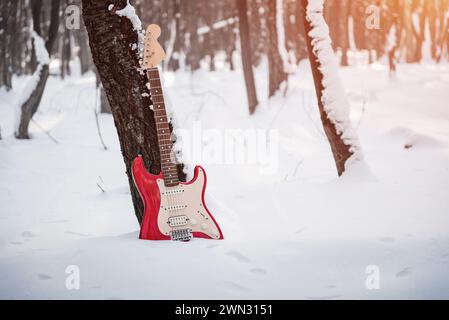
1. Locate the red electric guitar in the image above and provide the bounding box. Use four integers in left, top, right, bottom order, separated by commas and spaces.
132, 24, 224, 241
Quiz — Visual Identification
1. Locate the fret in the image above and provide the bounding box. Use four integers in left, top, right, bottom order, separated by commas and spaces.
163, 170, 178, 174
152, 95, 165, 103
162, 169, 177, 174
156, 116, 168, 122
154, 110, 167, 116
161, 165, 177, 169
146, 67, 180, 187
149, 80, 161, 87
150, 89, 163, 95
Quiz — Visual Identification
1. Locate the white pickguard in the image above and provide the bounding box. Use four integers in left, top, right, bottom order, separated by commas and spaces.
155, 168, 220, 239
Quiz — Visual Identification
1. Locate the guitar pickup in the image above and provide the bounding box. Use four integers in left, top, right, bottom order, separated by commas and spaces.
170, 228, 192, 241
168, 215, 188, 227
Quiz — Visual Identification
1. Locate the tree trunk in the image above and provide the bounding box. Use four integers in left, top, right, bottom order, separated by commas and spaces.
16, 0, 60, 139
301, 0, 360, 176
82, 0, 186, 223
76, 11, 94, 75
236, 0, 258, 114
17, 65, 50, 139
60, 27, 71, 79
338, 0, 350, 66
267, 0, 287, 97
388, 0, 400, 73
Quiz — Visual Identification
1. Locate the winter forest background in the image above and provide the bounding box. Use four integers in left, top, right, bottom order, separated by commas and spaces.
1, 0, 449, 299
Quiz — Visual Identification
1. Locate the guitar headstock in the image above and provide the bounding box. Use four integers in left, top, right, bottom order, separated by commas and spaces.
143, 24, 166, 69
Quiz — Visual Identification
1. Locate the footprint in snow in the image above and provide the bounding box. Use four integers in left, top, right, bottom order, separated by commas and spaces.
9, 241, 24, 245
38, 274, 52, 280
295, 227, 307, 234
326, 285, 337, 289
226, 250, 251, 263
22, 231, 38, 238
307, 294, 341, 300
396, 267, 413, 277
43, 219, 69, 224
65, 231, 92, 237
379, 237, 395, 243
250, 267, 267, 275
217, 281, 249, 292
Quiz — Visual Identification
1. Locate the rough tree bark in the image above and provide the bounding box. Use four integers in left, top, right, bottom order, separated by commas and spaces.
301, 0, 361, 176
236, 0, 258, 114
267, 0, 287, 97
82, 0, 186, 224
16, 0, 60, 139
0, 0, 17, 90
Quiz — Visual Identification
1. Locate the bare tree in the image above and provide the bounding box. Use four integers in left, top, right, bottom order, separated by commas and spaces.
301, 0, 362, 176
16, 0, 60, 139
82, 0, 186, 223
267, 0, 287, 97
236, 0, 258, 114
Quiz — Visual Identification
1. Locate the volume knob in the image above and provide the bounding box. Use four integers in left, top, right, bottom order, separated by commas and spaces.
200, 223, 208, 230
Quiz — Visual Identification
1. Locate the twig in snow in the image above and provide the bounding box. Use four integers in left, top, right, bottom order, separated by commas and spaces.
30, 119, 59, 144
97, 176, 106, 192
283, 159, 304, 182
356, 89, 367, 129
94, 86, 108, 151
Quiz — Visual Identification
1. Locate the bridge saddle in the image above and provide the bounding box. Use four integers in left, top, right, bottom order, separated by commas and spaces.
170, 228, 192, 241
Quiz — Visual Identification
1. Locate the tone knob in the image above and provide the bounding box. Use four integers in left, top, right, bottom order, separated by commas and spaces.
200, 223, 208, 230
190, 218, 197, 226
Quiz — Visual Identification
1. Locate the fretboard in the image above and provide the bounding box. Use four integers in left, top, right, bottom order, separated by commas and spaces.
147, 67, 179, 187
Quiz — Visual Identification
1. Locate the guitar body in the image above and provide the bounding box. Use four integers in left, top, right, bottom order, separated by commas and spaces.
132, 156, 224, 240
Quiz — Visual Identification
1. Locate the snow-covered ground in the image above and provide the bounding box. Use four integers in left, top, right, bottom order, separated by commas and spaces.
1, 60, 449, 299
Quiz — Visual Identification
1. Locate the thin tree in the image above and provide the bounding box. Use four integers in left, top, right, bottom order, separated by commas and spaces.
236, 0, 258, 114
387, 0, 400, 74
267, 0, 287, 97
82, 0, 186, 223
16, 0, 60, 139
301, 0, 362, 176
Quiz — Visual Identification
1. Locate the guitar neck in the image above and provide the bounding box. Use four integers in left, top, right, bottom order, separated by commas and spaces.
146, 67, 179, 187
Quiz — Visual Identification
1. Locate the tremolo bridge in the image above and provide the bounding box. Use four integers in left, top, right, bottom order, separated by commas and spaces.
170, 228, 192, 241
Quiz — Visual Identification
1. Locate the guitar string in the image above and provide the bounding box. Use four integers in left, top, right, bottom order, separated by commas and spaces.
146, 31, 185, 240
150, 68, 175, 238
158, 67, 183, 239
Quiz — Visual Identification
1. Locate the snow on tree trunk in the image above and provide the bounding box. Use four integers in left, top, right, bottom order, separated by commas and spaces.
16, 0, 60, 139
15, 32, 50, 139
301, 0, 362, 176
82, 0, 186, 224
